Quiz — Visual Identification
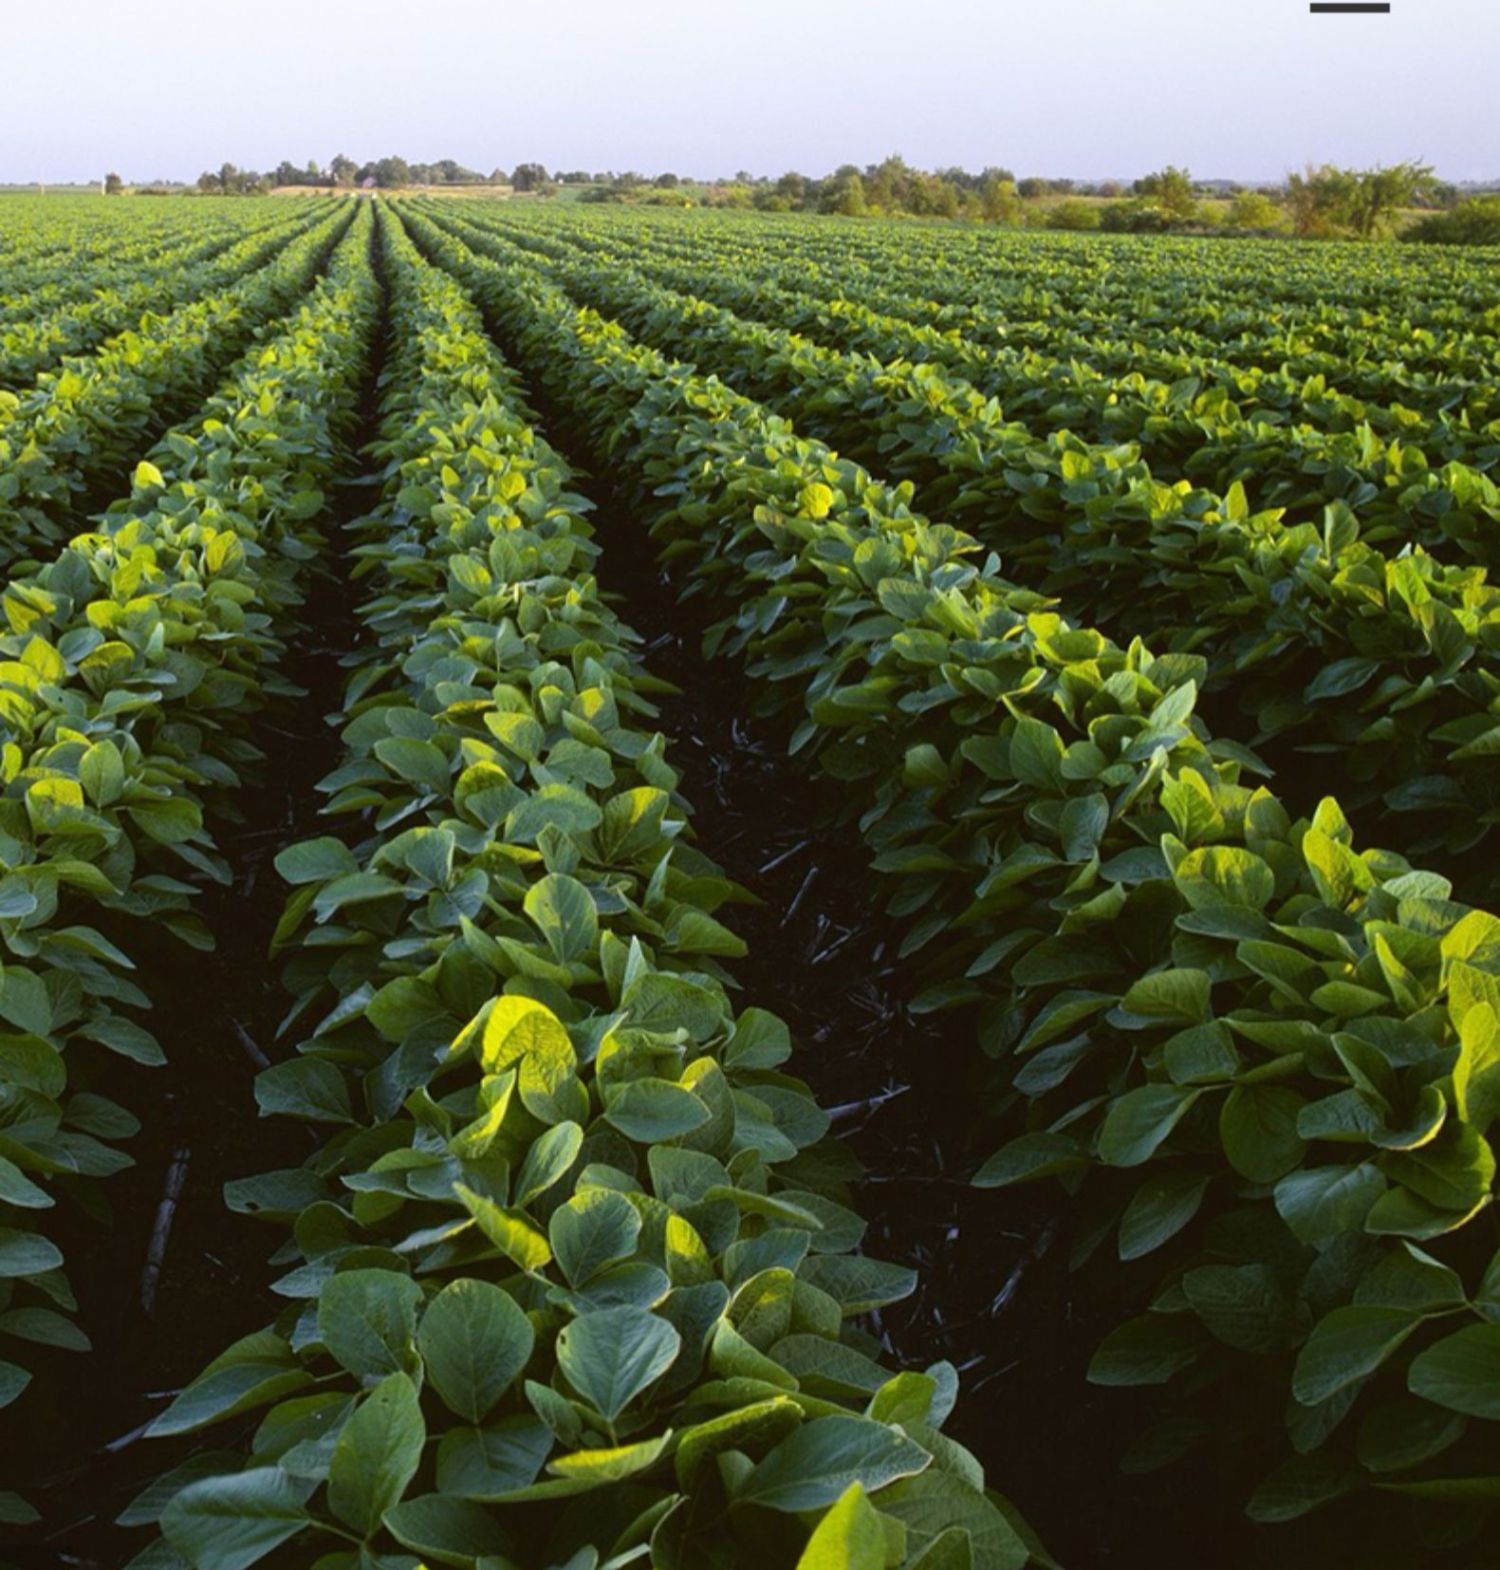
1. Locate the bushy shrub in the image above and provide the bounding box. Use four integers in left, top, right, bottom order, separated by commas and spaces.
1046, 198, 1102, 231
1406, 194, 1500, 245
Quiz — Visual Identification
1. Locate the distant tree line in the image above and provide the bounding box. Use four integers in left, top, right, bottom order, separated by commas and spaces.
585, 157, 1463, 239
124, 151, 1497, 242
190, 155, 526, 194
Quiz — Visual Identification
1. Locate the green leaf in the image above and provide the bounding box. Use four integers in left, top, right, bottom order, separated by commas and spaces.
1292, 1305, 1422, 1406
740, 1414, 930, 1512
524, 874, 599, 964
1087, 1316, 1199, 1386
317, 1270, 421, 1380
604, 1078, 711, 1142
160, 1468, 315, 1570
972, 1132, 1086, 1188
1274, 1163, 1385, 1244
514, 1121, 584, 1207
418, 1279, 535, 1423
795, 1481, 886, 1570
147, 1333, 309, 1437
1407, 1324, 1500, 1418
1118, 1171, 1208, 1261
1009, 719, 1064, 790
555, 1306, 681, 1421
455, 1185, 553, 1272
506, 784, 603, 845
904, 1529, 975, 1570
1097, 1085, 1202, 1167
374, 736, 450, 796
274, 837, 359, 886
0, 1226, 63, 1278
550, 1189, 643, 1288
327, 1374, 425, 1536
876, 1469, 1028, 1570
1121, 968, 1211, 1024
1218, 1085, 1307, 1183
382, 1494, 513, 1561
254, 1057, 354, 1123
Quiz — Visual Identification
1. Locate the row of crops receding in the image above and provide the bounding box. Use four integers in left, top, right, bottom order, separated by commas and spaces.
0, 193, 1498, 1570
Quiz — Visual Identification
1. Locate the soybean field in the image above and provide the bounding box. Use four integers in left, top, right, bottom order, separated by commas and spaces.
1, 193, 1500, 1570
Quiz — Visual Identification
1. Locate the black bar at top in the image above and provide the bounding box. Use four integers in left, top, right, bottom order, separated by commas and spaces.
1310, 3, 1390, 11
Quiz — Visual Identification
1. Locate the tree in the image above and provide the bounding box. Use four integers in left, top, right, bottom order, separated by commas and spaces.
1284, 164, 1359, 235
653, 171, 680, 188
511, 162, 550, 192
1282, 162, 1432, 238
1135, 166, 1196, 219
372, 155, 412, 187
103, 171, 123, 195
819, 170, 867, 216
1226, 190, 1283, 231
980, 174, 1021, 224
273, 160, 304, 188
1348, 160, 1436, 238
330, 153, 359, 186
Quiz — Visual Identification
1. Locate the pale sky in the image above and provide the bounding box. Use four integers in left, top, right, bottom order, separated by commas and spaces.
5, 0, 1496, 184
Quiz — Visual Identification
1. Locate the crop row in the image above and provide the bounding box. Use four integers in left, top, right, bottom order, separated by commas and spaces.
460, 205, 1500, 484
414, 205, 1500, 892
0, 203, 322, 389
0, 200, 355, 572
125, 204, 1039, 1570
0, 204, 379, 1532
394, 206, 1500, 1552
466, 205, 1500, 407
0, 201, 273, 304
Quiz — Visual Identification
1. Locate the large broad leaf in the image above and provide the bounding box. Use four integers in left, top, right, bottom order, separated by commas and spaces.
550, 1188, 642, 1288
274, 837, 359, 886
524, 873, 599, 964
1096, 1086, 1202, 1167
418, 1278, 535, 1423
513, 1120, 583, 1206
555, 1306, 681, 1422
160, 1468, 316, 1570
876, 1469, 1028, 1569
1408, 1324, 1500, 1418
382, 1493, 513, 1562
0, 1227, 64, 1278
147, 1332, 309, 1437
317, 1269, 422, 1379
739, 1414, 929, 1513
1274, 1163, 1385, 1244
1218, 1085, 1306, 1183
603, 1078, 712, 1142
327, 1374, 426, 1535
795, 1481, 886, 1569
1292, 1305, 1423, 1406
